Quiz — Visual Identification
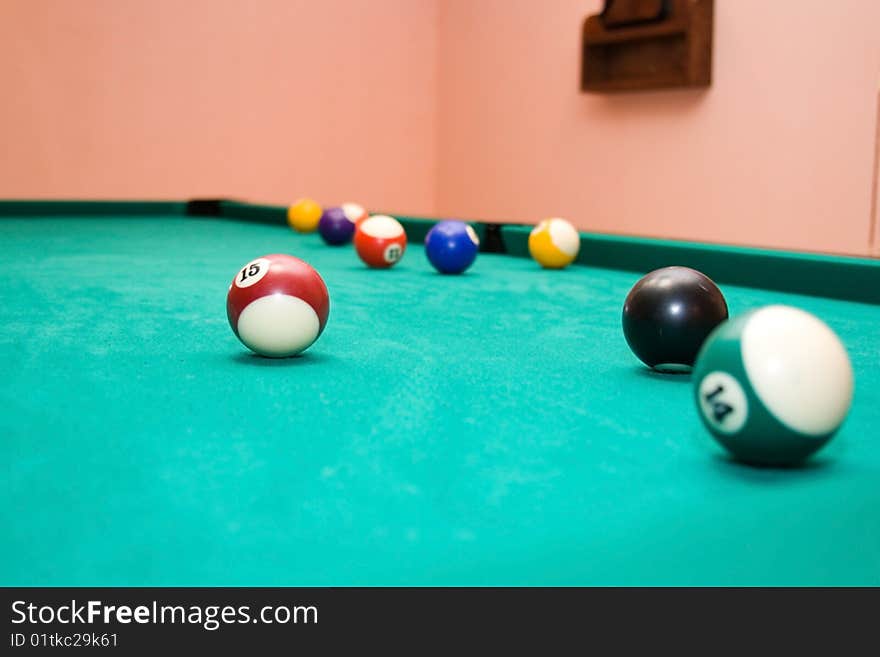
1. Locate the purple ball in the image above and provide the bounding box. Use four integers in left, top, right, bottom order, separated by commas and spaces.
318, 207, 356, 245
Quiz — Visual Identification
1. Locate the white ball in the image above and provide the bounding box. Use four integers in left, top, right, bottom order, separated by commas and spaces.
236, 295, 321, 358
741, 305, 854, 436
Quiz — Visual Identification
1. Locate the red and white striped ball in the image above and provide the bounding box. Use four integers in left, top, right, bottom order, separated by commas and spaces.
354, 214, 407, 268
226, 254, 330, 357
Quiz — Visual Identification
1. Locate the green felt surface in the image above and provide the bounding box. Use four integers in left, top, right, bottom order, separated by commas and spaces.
2, 213, 880, 586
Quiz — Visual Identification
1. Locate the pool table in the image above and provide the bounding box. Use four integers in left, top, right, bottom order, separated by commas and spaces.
3, 200, 880, 586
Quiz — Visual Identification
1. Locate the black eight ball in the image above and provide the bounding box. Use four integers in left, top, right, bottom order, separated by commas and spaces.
622, 266, 728, 372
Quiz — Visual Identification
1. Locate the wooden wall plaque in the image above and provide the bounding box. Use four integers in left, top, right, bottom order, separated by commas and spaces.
582, 0, 713, 93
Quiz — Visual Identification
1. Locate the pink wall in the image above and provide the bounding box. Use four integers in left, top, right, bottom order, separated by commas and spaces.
437, 0, 880, 256
0, 0, 438, 215
2, 1, 879, 255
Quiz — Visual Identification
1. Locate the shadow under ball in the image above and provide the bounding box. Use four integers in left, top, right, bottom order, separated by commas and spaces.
622, 266, 728, 371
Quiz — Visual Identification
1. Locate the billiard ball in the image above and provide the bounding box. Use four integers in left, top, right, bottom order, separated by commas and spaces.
318, 207, 356, 245
354, 214, 407, 268
622, 266, 728, 371
528, 218, 580, 269
226, 254, 330, 357
341, 202, 368, 224
425, 220, 480, 274
287, 198, 323, 233
693, 305, 853, 466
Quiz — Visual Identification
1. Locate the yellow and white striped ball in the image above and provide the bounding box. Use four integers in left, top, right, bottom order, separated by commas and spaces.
287, 198, 323, 233
528, 218, 580, 269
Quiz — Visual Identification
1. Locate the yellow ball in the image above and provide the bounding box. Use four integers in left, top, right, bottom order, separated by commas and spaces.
287, 198, 323, 233
528, 217, 580, 269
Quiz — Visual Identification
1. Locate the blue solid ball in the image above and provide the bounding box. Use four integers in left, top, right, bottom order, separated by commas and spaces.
318, 207, 356, 245
424, 220, 480, 274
